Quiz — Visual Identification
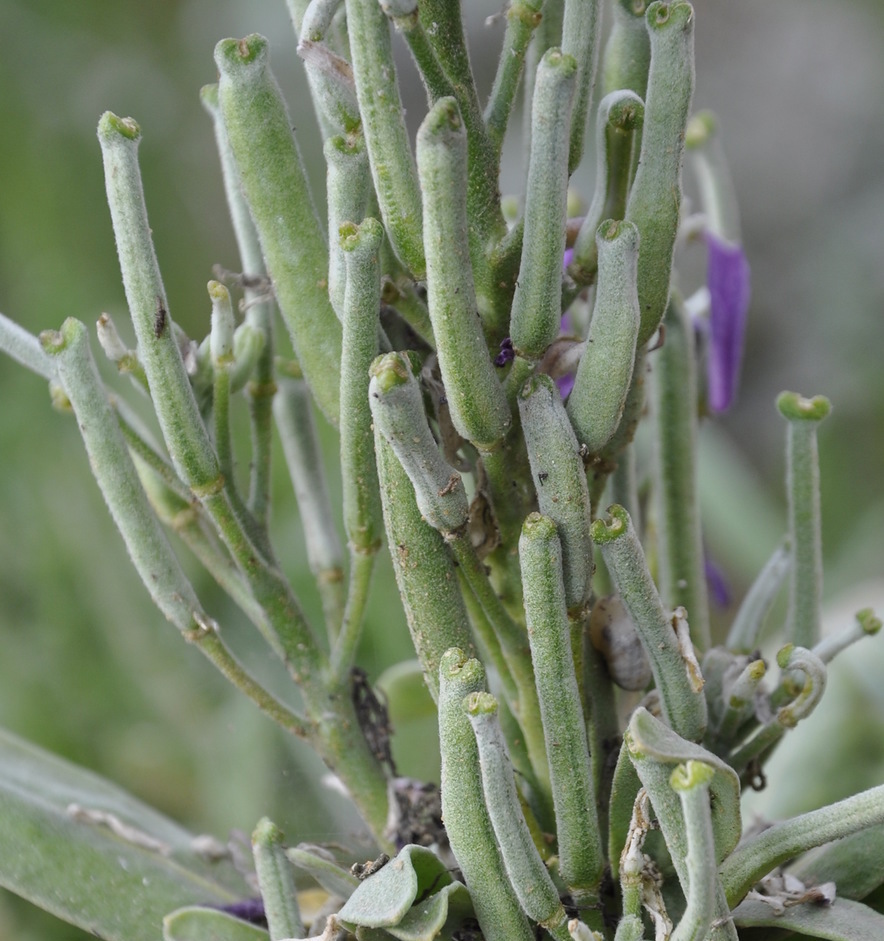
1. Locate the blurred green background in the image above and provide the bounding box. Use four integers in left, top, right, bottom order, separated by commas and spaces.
1, 0, 883, 937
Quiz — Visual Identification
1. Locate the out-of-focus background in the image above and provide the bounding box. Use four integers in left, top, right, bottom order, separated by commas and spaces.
1, 1, 883, 936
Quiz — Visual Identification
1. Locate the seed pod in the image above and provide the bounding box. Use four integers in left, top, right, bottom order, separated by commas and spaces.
589, 594, 652, 691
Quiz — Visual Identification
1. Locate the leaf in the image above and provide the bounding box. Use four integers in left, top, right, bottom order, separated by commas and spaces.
163, 907, 269, 941
287, 843, 360, 901
0, 726, 250, 940
732, 896, 884, 940
338, 844, 467, 938
626, 707, 742, 877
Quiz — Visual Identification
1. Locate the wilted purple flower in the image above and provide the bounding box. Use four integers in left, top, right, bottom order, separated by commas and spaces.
705, 232, 750, 412
494, 336, 514, 367
214, 898, 267, 926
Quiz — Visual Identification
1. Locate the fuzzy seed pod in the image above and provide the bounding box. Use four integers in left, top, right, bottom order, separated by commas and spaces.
589, 594, 652, 691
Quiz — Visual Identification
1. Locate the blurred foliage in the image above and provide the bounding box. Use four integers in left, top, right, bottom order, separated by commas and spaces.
1, 0, 883, 937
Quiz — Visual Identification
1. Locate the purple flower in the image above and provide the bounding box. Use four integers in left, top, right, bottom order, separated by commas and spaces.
704, 554, 732, 609
705, 232, 750, 412
494, 336, 514, 367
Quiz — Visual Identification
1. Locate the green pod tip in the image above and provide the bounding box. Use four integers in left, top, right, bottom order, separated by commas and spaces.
775, 643, 795, 670
685, 109, 717, 149
369, 350, 419, 393
214, 34, 268, 72
776, 391, 831, 422
97, 111, 140, 143
340, 217, 384, 253
648, 1, 693, 30
199, 83, 219, 110
421, 96, 463, 139
464, 690, 498, 717
590, 504, 629, 543
252, 816, 285, 846
440, 647, 484, 685
598, 217, 640, 249
669, 759, 714, 792
541, 47, 578, 78
857, 608, 882, 635
521, 511, 557, 542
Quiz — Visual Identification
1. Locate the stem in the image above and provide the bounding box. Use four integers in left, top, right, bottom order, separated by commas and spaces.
726, 538, 791, 653
345, 0, 425, 277
567, 219, 641, 455
484, 0, 542, 154
624, 1, 694, 346
519, 373, 594, 610
509, 49, 577, 361
200, 83, 276, 528
374, 435, 474, 702
98, 113, 220, 490
652, 294, 710, 649
41, 319, 310, 743
601, 0, 651, 99
777, 391, 831, 650
438, 651, 535, 941
592, 506, 708, 742
561, 0, 601, 173
273, 378, 346, 640
0, 311, 56, 380
325, 135, 371, 320
215, 36, 342, 425
416, 98, 511, 450
721, 783, 884, 908
252, 819, 305, 940
520, 514, 603, 902
669, 762, 716, 941
570, 91, 644, 287
466, 693, 572, 941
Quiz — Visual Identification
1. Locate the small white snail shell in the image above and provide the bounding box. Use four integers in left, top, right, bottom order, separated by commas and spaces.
589, 594, 652, 691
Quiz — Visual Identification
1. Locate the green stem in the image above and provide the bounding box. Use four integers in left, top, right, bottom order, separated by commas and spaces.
518, 373, 594, 610
345, 0, 425, 277
652, 294, 710, 649
520, 514, 603, 903
721, 783, 884, 908
669, 762, 716, 941
215, 36, 342, 425
601, 0, 651, 99
273, 378, 346, 640
415, 98, 512, 450
466, 693, 572, 941
561, 0, 600, 173
777, 391, 831, 650
200, 83, 276, 528
624, 1, 694, 346
41, 318, 310, 743
325, 136, 371, 320
374, 435, 475, 702
438, 652, 535, 941
725, 538, 791, 653
0, 311, 56, 380
98, 113, 220, 490
484, 0, 543, 155
592, 505, 707, 742
509, 48, 577, 361
570, 92, 644, 286
567, 219, 641, 455
252, 818, 305, 940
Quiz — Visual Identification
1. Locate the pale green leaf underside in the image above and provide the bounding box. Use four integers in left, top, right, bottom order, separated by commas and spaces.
0, 726, 250, 941
731, 896, 884, 940
163, 906, 269, 941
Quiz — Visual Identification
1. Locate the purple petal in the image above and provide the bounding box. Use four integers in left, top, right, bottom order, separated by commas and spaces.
556, 371, 576, 399
563, 247, 575, 270
214, 898, 267, 926
494, 337, 515, 367
705, 232, 750, 412
704, 555, 732, 609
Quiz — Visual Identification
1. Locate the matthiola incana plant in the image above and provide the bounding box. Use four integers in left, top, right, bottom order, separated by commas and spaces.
2, 1, 883, 940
